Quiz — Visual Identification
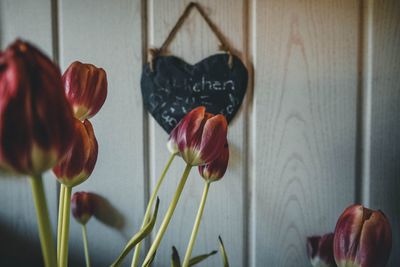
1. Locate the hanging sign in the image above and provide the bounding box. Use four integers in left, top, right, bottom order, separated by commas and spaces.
141, 2, 248, 133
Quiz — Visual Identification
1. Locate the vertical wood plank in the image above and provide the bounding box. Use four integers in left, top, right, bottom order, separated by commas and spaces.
253, 1, 359, 265
58, 0, 145, 265
0, 0, 57, 266
368, 1, 400, 266
149, 1, 247, 266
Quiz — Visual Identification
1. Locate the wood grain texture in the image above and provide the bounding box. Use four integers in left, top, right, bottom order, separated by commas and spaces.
148, 1, 247, 266
0, 0, 58, 266
368, 0, 400, 266
58, 0, 146, 265
252, 1, 359, 266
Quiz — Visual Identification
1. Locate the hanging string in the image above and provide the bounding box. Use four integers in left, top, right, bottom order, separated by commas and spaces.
148, 2, 233, 71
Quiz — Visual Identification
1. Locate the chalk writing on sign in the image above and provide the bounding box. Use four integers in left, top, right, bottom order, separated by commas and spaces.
141, 54, 248, 133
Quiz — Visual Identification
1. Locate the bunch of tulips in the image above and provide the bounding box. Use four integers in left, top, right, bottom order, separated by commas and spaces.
307, 204, 392, 267
0, 39, 107, 267
0, 39, 230, 267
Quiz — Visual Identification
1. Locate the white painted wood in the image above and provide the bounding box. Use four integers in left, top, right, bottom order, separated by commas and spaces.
58, 0, 145, 266
0, 0, 57, 266
148, 1, 247, 266
252, 1, 360, 266
368, 1, 400, 266
1, 0, 400, 266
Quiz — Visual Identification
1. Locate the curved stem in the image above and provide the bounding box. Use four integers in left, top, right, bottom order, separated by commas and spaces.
82, 224, 91, 267
182, 181, 210, 267
131, 153, 176, 267
59, 184, 72, 267
57, 184, 66, 260
142, 164, 192, 266
29, 175, 57, 267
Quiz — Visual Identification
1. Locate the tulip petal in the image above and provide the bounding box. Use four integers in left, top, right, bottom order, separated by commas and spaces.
356, 210, 392, 267
197, 114, 227, 165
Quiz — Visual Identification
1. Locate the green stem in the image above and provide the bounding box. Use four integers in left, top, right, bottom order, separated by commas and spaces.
131, 153, 176, 267
59, 184, 72, 267
29, 175, 57, 267
182, 181, 211, 267
82, 224, 91, 267
142, 164, 192, 266
57, 184, 66, 260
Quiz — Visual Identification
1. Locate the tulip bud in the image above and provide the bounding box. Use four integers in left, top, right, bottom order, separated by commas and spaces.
307, 233, 337, 267
333, 204, 392, 267
62, 61, 107, 120
53, 119, 98, 187
0, 39, 75, 176
169, 106, 228, 166
71, 191, 95, 225
198, 142, 229, 182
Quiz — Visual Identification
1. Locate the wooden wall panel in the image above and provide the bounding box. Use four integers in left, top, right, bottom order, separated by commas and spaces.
2, 0, 400, 266
149, 0, 247, 266
58, 0, 145, 265
0, 0, 57, 266
252, 0, 359, 265
369, 0, 400, 266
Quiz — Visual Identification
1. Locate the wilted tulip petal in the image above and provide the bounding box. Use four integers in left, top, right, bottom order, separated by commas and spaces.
333, 204, 392, 267
63, 61, 107, 120
71, 191, 95, 225
198, 142, 229, 182
307, 233, 337, 267
0, 40, 74, 176
53, 119, 98, 187
171, 106, 228, 166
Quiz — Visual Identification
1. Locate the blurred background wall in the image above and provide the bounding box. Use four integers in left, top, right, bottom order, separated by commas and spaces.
0, 0, 399, 266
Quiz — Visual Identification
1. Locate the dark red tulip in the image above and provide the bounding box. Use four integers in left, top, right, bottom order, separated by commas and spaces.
307, 233, 337, 267
0, 40, 75, 176
198, 142, 229, 182
62, 61, 107, 120
169, 106, 228, 166
53, 119, 98, 187
333, 204, 392, 267
71, 191, 95, 225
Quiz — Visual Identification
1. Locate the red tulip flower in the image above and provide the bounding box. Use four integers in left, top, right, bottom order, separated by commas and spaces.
198, 142, 229, 182
53, 119, 98, 187
169, 106, 228, 166
307, 233, 337, 267
71, 191, 95, 225
333, 204, 392, 267
0, 40, 74, 176
62, 61, 107, 120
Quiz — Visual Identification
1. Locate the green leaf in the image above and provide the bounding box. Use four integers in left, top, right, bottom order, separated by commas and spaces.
189, 250, 217, 266
171, 246, 181, 267
218, 236, 229, 267
110, 198, 160, 267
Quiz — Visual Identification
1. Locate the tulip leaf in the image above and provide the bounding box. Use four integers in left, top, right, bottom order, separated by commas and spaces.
218, 236, 230, 267
189, 250, 218, 266
110, 198, 160, 267
171, 246, 181, 267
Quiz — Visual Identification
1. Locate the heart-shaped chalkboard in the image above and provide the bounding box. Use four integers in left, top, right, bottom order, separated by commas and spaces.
141, 53, 248, 133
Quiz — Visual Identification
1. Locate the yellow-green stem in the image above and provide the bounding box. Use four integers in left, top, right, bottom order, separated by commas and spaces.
57, 184, 66, 260
131, 153, 176, 267
182, 181, 211, 267
142, 164, 192, 266
82, 224, 91, 267
59, 184, 72, 267
29, 175, 57, 267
